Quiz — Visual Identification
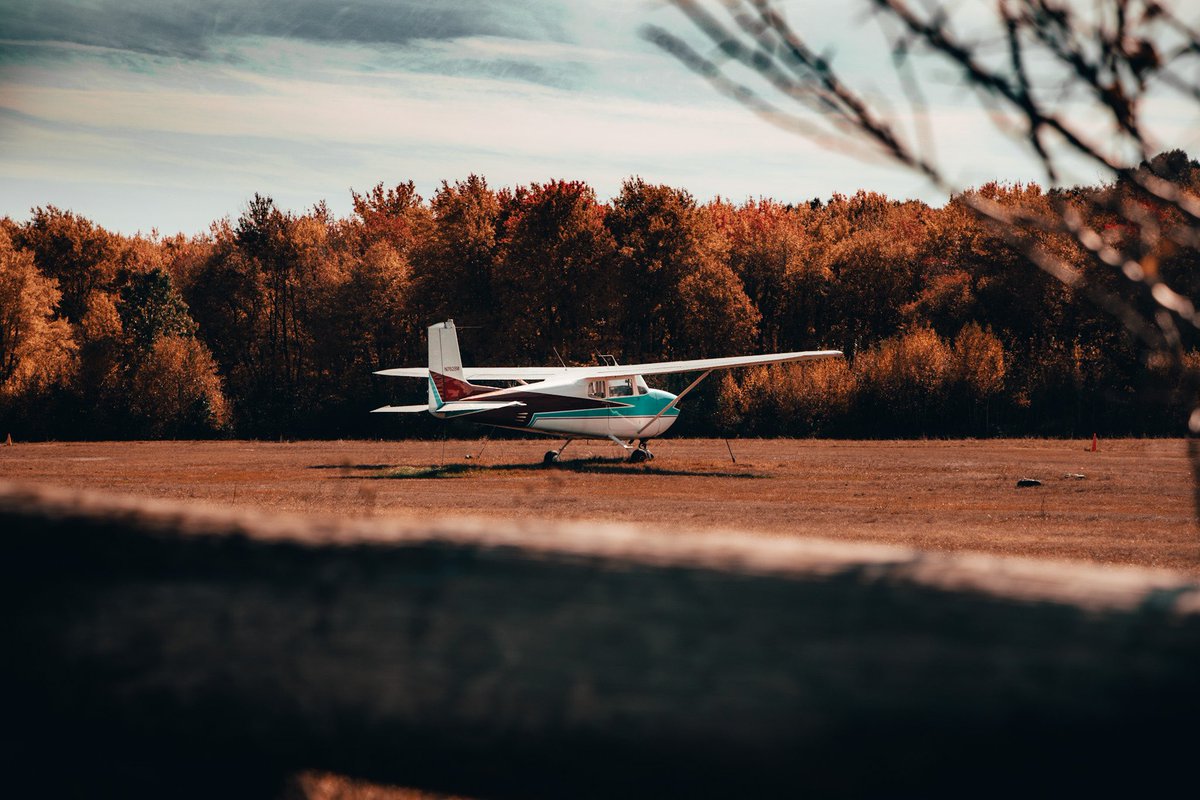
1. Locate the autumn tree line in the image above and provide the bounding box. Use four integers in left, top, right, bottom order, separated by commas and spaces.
2, 152, 1199, 441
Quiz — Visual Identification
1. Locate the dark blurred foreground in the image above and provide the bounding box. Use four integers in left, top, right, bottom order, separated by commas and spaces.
3, 479, 1200, 798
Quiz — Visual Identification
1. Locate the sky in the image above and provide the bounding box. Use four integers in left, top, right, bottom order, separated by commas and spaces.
1, 0, 1198, 235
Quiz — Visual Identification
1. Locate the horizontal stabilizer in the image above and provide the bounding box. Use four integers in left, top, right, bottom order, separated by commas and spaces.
371, 404, 429, 413
374, 367, 428, 378
437, 400, 525, 415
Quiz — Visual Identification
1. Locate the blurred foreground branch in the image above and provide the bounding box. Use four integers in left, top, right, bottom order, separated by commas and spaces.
5, 480, 1200, 797
647, 0, 1200, 513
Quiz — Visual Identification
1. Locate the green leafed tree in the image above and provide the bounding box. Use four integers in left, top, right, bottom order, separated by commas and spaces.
117, 267, 198, 353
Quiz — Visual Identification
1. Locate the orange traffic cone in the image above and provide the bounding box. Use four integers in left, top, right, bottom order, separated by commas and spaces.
1091, 432, 1098, 452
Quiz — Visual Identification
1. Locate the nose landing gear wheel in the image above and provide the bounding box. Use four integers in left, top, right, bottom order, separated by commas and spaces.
628, 446, 653, 464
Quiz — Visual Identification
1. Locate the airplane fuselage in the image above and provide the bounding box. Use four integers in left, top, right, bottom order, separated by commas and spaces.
429, 374, 680, 440
373, 319, 842, 461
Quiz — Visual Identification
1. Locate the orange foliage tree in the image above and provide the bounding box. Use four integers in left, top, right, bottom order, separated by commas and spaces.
0, 227, 76, 402
607, 178, 758, 361
494, 180, 618, 362
409, 176, 502, 335
16, 206, 116, 323
128, 336, 229, 436
7, 155, 1200, 439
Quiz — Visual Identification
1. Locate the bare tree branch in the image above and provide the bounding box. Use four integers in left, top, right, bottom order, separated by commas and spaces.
647, 0, 1200, 513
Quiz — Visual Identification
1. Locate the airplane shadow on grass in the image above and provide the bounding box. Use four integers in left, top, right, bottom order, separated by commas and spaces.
309, 457, 767, 480
308, 463, 393, 470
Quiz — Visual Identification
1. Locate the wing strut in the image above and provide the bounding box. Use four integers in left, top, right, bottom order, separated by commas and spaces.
637, 369, 713, 435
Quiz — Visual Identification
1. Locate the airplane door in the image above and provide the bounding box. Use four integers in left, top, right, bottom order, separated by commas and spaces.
606, 378, 636, 438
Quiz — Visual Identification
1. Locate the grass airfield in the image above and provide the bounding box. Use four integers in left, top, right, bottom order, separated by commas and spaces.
3, 437, 1197, 573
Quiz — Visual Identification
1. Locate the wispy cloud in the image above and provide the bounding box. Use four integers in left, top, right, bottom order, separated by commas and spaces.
0, 36, 828, 178
0, 0, 565, 59
7, 1, 1182, 235
5, 2, 839, 233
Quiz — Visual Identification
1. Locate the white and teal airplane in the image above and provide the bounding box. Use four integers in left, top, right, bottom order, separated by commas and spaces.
374, 320, 842, 463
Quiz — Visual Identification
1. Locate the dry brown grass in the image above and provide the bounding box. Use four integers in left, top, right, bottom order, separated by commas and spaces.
3, 437, 1197, 572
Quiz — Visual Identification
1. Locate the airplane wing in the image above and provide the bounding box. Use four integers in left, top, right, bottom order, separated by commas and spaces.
374, 351, 842, 383
375, 366, 573, 381
570, 350, 843, 379
371, 404, 429, 413
461, 367, 572, 381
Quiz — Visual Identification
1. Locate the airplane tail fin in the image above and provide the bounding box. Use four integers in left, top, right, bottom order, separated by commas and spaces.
427, 320, 488, 408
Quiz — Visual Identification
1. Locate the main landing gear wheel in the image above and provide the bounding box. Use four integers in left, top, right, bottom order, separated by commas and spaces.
544, 439, 571, 465
628, 446, 653, 464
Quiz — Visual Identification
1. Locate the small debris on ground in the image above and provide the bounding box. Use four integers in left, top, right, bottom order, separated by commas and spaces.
1062, 473, 1086, 480
1016, 478, 1042, 487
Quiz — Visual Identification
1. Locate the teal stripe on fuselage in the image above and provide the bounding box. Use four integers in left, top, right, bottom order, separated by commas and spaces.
428, 377, 477, 417
529, 389, 679, 422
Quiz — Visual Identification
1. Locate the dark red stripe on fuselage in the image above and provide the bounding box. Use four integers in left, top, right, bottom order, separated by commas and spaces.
434, 379, 619, 429
431, 371, 493, 401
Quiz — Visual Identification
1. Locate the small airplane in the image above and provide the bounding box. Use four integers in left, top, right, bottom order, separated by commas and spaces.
374, 320, 842, 463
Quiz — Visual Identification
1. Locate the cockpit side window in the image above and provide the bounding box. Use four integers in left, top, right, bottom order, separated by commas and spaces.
588, 380, 606, 398
608, 378, 634, 397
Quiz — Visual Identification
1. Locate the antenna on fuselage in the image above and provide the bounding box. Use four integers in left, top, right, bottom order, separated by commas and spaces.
552, 347, 568, 368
